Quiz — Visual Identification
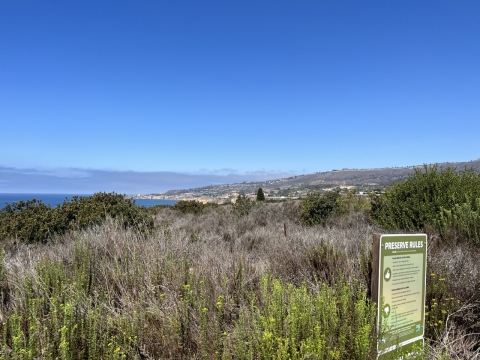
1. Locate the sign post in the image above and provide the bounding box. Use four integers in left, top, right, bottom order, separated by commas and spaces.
374, 234, 427, 359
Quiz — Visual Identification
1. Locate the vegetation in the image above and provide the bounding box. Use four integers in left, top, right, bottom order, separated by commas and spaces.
299, 190, 342, 226
256, 188, 265, 201
0, 192, 154, 243
0, 171, 479, 358
173, 199, 206, 215
370, 165, 480, 244
0, 199, 55, 244
231, 194, 256, 217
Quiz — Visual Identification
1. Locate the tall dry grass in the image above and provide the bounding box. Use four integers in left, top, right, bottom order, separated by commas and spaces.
0, 200, 478, 359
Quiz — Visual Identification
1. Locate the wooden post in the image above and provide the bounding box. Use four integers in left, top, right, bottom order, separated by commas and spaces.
371, 234, 380, 304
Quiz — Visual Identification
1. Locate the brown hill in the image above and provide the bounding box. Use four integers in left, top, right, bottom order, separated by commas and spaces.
162, 159, 480, 199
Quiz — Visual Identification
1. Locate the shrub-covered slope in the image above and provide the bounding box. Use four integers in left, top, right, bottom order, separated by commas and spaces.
0, 184, 478, 358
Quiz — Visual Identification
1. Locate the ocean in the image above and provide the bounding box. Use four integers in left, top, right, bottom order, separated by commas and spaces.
0, 193, 177, 208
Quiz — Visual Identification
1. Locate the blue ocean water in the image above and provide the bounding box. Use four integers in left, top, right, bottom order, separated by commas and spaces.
0, 194, 176, 208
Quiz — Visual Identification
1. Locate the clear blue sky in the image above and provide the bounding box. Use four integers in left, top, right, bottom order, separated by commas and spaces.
1, 1, 479, 193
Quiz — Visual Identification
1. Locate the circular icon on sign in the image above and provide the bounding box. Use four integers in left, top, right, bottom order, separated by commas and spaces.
384, 267, 392, 282
383, 304, 391, 318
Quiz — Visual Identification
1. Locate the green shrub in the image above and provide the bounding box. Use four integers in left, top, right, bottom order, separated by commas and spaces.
299, 191, 341, 226
370, 165, 480, 244
56, 192, 154, 233
337, 189, 371, 214
435, 198, 480, 243
232, 194, 255, 217
0, 192, 154, 243
0, 199, 56, 243
173, 200, 205, 215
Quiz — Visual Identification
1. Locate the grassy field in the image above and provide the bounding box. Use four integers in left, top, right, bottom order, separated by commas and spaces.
0, 199, 479, 359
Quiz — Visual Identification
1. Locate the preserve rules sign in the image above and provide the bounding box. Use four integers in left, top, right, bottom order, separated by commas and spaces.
377, 234, 427, 358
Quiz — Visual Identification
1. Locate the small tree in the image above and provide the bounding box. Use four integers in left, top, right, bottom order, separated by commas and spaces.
232, 194, 255, 217
256, 188, 265, 201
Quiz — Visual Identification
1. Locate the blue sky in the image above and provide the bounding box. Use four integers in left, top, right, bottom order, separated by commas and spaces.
1, 1, 479, 193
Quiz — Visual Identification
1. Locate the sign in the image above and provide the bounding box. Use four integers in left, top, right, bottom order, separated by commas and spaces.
376, 234, 427, 358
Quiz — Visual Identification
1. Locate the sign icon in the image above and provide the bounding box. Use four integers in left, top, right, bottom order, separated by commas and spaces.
383, 304, 390, 317
384, 268, 391, 281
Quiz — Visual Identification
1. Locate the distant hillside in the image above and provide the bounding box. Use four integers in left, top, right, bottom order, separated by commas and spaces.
159, 159, 480, 200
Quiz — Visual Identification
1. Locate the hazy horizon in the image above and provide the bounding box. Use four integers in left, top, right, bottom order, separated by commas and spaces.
2, 157, 479, 194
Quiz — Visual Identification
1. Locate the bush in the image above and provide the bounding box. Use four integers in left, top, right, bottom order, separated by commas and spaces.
370, 165, 480, 244
299, 191, 341, 226
232, 194, 256, 217
57, 192, 154, 231
0, 192, 154, 243
337, 189, 371, 214
435, 198, 480, 243
0, 199, 56, 243
173, 200, 205, 215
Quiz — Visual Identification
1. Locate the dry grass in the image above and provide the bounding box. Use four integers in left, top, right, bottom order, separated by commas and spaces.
0, 201, 478, 359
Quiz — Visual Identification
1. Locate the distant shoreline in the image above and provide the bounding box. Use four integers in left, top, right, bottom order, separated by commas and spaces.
0, 193, 177, 208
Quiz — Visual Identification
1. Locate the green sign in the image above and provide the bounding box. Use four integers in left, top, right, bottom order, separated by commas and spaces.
377, 234, 427, 358
378, 338, 424, 360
